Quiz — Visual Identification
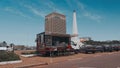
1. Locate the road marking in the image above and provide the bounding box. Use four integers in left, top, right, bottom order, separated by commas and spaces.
68, 58, 83, 61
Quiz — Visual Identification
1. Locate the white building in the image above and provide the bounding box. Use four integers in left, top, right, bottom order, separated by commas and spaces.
0, 47, 7, 51
80, 37, 92, 42
0, 42, 13, 51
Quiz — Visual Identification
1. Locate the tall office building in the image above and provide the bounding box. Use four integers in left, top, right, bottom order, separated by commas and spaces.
45, 12, 66, 34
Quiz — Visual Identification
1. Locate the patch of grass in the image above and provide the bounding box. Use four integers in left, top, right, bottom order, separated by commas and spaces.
0, 51, 20, 62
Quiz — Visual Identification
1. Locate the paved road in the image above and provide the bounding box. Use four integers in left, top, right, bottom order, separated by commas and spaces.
37, 52, 120, 68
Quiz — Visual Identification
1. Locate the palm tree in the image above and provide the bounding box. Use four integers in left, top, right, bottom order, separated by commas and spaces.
2, 41, 7, 47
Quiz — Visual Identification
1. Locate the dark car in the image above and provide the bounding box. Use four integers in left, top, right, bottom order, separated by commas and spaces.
103, 45, 113, 52
111, 44, 120, 51
95, 45, 104, 52
80, 45, 96, 54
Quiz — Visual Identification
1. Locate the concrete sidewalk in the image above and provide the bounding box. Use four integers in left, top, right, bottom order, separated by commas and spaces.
15, 62, 48, 68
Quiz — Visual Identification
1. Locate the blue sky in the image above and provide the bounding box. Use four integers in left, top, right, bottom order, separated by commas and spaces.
0, 0, 120, 46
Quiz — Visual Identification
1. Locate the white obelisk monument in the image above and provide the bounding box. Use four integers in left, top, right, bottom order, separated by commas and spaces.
72, 10, 78, 41
71, 10, 82, 49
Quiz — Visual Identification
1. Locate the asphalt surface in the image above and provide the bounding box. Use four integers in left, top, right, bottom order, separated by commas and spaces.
38, 52, 120, 68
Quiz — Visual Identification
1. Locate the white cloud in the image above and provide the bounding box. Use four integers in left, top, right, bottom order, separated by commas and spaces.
45, 1, 56, 10
23, 5, 46, 18
3, 7, 32, 19
17, 1, 46, 18
44, 1, 63, 13
18, 1, 63, 18
31, 8, 45, 17
65, 0, 73, 8
83, 11, 102, 22
22, 4, 46, 18
65, 0, 85, 10
72, 0, 102, 23
74, 0, 85, 10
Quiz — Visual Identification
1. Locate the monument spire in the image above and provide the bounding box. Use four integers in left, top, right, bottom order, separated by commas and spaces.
72, 10, 78, 40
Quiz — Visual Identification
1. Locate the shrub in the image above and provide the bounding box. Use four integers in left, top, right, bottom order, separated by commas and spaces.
0, 51, 20, 62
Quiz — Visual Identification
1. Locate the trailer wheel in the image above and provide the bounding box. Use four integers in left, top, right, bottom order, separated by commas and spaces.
92, 51, 95, 54
85, 51, 88, 54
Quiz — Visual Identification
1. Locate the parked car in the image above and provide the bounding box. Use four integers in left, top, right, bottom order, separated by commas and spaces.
103, 45, 113, 52
95, 45, 104, 52
111, 44, 120, 51
80, 45, 96, 54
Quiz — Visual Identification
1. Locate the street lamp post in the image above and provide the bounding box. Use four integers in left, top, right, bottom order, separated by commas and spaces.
49, 32, 53, 63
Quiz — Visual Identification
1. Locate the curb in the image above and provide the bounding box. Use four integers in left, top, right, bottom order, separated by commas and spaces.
15, 62, 48, 68
21, 54, 37, 57
0, 60, 22, 65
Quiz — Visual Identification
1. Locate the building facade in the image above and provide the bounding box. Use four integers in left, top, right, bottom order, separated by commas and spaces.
45, 12, 66, 34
